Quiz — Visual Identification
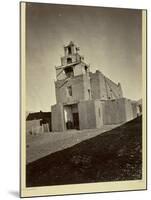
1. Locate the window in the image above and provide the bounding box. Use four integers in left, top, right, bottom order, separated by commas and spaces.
67, 57, 72, 64
67, 86, 72, 96
85, 65, 88, 73
68, 46, 72, 54
88, 89, 91, 99
64, 66, 74, 77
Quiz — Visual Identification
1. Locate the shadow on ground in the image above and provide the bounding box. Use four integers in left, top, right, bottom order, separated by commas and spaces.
26, 116, 142, 187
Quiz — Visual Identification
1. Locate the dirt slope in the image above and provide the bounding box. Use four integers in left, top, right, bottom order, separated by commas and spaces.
26, 116, 142, 187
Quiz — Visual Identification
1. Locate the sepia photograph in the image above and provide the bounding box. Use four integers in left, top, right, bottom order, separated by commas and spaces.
20, 2, 147, 197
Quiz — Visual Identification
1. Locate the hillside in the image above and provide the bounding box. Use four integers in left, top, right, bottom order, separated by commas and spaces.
26, 116, 142, 187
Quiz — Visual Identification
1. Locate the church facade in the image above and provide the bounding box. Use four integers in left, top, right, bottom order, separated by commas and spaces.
51, 41, 139, 131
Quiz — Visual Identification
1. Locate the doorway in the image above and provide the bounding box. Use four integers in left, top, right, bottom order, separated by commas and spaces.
72, 112, 79, 130
64, 104, 80, 130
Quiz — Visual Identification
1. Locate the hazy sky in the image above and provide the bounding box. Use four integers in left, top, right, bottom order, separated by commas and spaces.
26, 3, 142, 112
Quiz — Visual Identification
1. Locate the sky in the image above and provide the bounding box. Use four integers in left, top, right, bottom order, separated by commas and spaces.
26, 3, 142, 112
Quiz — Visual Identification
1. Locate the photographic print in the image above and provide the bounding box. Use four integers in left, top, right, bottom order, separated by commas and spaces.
20, 2, 147, 197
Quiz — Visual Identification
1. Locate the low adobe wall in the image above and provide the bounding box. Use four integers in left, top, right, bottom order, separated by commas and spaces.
78, 100, 96, 130
26, 120, 42, 134
78, 100, 103, 130
51, 103, 65, 131
102, 98, 134, 125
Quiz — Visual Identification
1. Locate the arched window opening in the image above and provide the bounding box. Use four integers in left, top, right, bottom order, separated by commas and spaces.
67, 57, 72, 64
68, 46, 72, 54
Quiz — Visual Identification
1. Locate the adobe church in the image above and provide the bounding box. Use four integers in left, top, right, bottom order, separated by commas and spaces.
51, 41, 139, 131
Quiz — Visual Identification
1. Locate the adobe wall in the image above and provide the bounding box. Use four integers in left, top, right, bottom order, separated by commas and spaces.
102, 98, 126, 124
90, 71, 123, 100
132, 102, 137, 118
102, 98, 134, 125
78, 100, 96, 129
73, 63, 83, 76
94, 100, 104, 128
51, 103, 65, 131
90, 72, 101, 99
55, 74, 91, 103
124, 99, 134, 121
55, 70, 123, 105
83, 74, 91, 100
98, 71, 109, 100
26, 120, 43, 134
78, 100, 103, 129
55, 75, 84, 103
105, 77, 123, 99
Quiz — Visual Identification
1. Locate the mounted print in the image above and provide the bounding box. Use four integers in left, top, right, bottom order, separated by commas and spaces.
20, 2, 147, 197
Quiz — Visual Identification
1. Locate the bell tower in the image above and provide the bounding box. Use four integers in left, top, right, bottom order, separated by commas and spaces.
54, 41, 91, 104
61, 41, 83, 67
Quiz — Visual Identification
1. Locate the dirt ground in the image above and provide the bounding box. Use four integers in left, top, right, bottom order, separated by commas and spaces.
26, 124, 120, 163
26, 116, 142, 187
